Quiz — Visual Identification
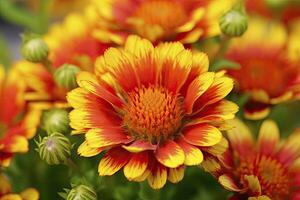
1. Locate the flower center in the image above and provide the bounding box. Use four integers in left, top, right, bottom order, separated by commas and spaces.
132, 0, 188, 39
123, 86, 183, 144
237, 155, 290, 199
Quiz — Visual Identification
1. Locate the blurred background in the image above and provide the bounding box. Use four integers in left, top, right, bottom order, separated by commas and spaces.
1, 0, 300, 199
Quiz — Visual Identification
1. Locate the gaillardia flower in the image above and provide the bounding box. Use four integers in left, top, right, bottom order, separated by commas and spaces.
245, 0, 300, 25
0, 65, 31, 167
67, 35, 238, 189
16, 5, 113, 136
95, 0, 235, 44
225, 17, 300, 120
0, 173, 39, 200
203, 119, 300, 200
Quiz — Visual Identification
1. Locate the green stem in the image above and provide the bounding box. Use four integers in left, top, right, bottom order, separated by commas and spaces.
213, 35, 230, 62
41, 59, 54, 74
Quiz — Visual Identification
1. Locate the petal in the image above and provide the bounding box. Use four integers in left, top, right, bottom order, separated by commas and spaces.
0, 152, 13, 167
177, 137, 203, 166
190, 100, 238, 124
147, 162, 167, 189
183, 124, 222, 147
124, 151, 148, 180
97, 48, 138, 92
98, 147, 131, 176
124, 35, 154, 58
244, 175, 261, 196
168, 165, 185, 183
0, 173, 12, 195
203, 137, 229, 156
122, 140, 156, 153
160, 50, 192, 93
277, 129, 300, 167
69, 101, 121, 134
156, 42, 192, 93
257, 120, 279, 156
20, 188, 39, 200
244, 101, 270, 120
85, 128, 132, 148
0, 194, 22, 200
77, 71, 124, 108
193, 75, 234, 111
2, 135, 28, 153
226, 119, 254, 157
155, 140, 185, 168
184, 72, 215, 114
248, 196, 271, 200
218, 174, 243, 192
78, 141, 103, 157
201, 157, 222, 177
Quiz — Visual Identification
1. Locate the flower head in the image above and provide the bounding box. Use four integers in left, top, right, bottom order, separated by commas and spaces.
0, 173, 39, 200
203, 119, 300, 200
0, 65, 31, 167
68, 35, 237, 189
16, 4, 113, 137
95, 0, 235, 44
225, 17, 300, 120
245, 0, 300, 25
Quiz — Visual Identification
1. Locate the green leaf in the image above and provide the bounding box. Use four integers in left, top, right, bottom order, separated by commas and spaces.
210, 59, 240, 71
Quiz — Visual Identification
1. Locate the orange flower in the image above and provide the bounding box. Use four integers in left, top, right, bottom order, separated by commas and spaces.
203, 119, 300, 200
225, 17, 300, 120
245, 0, 300, 25
94, 0, 234, 44
67, 35, 238, 189
0, 173, 39, 200
16, 5, 113, 136
0, 66, 30, 167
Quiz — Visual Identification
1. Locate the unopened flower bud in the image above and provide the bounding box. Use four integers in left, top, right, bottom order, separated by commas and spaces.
67, 185, 97, 200
37, 132, 71, 165
42, 108, 70, 135
21, 38, 49, 62
54, 64, 80, 90
219, 9, 248, 37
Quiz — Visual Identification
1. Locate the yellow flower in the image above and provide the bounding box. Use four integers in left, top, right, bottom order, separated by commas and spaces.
225, 17, 300, 120
203, 119, 300, 200
94, 0, 235, 44
0, 174, 39, 200
68, 35, 238, 189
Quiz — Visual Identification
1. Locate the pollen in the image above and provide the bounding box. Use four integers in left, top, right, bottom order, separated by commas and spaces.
237, 155, 290, 199
123, 85, 183, 144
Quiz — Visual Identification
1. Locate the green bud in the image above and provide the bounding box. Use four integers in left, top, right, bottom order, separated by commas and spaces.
37, 132, 71, 165
219, 9, 248, 37
54, 64, 80, 90
42, 108, 70, 135
67, 185, 97, 200
21, 38, 49, 62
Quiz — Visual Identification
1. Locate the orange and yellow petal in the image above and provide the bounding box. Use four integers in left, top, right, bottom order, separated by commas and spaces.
218, 174, 243, 192
98, 147, 131, 176
168, 165, 185, 184
176, 137, 203, 166
78, 141, 103, 157
147, 162, 167, 189
124, 151, 148, 180
184, 72, 215, 114
122, 141, 156, 153
20, 188, 39, 200
257, 120, 279, 156
85, 128, 132, 148
183, 124, 222, 147
155, 140, 185, 168
226, 119, 254, 157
